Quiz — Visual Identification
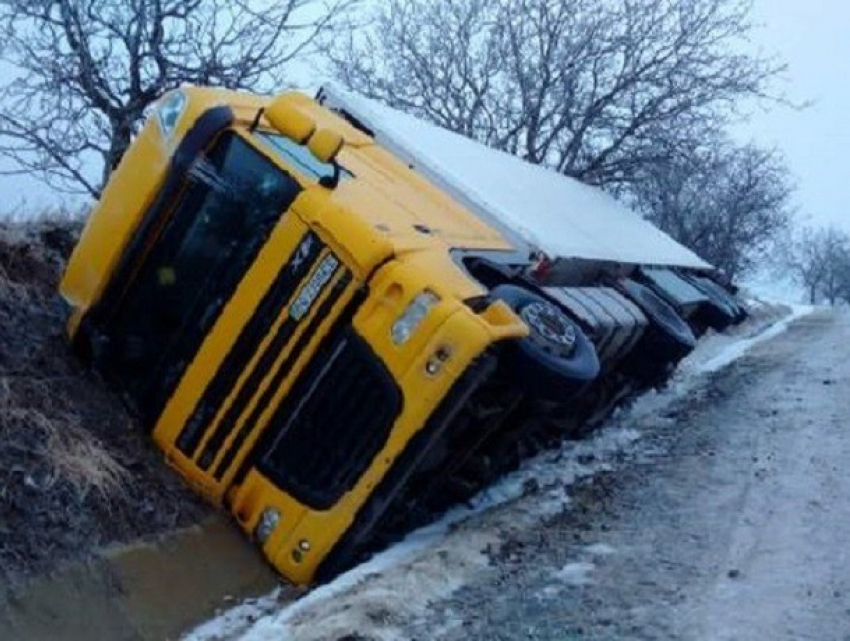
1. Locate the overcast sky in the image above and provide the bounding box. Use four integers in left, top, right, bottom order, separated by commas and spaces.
1, 0, 848, 234
741, 0, 850, 233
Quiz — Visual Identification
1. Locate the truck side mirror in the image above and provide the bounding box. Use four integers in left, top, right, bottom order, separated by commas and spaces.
266, 95, 316, 144
308, 129, 344, 164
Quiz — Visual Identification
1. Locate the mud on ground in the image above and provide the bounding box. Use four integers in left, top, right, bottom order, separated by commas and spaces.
0, 219, 208, 588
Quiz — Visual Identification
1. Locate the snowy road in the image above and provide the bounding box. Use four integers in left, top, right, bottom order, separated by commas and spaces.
404, 309, 850, 640
191, 307, 850, 641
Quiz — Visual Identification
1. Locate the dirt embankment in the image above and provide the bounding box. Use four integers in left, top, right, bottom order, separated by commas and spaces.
0, 219, 209, 588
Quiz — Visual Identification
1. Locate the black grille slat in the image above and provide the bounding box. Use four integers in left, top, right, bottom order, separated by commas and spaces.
297, 357, 364, 479
211, 270, 353, 480
200, 310, 299, 457
334, 375, 375, 467
347, 383, 386, 470
257, 329, 402, 510
198, 264, 348, 471
176, 232, 322, 457
337, 352, 396, 485
196, 316, 299, 469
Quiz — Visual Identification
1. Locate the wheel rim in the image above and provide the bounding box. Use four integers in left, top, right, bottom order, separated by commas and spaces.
520, 301, 577, 358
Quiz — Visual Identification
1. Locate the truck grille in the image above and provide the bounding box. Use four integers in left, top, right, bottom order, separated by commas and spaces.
176, 231, 356, 480
256, 327, 403, 510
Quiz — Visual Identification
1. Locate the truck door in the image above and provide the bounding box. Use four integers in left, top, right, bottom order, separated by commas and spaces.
97, 132, 300, 423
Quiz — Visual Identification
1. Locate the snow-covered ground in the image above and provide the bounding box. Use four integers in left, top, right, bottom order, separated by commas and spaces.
741, 270, 806, 307
186, 300, 816, 641
412, 306, 848, 641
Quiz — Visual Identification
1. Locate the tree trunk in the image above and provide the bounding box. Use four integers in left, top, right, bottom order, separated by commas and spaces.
102, 121, 135, 188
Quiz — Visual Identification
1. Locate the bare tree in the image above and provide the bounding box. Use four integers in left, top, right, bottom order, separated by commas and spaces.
630, 137, 793, 278
840, 256, 850, 305
0, 0, 357, 197
788, 226, 850, 305
331, 0, 786, 188
790, 227, 830, 304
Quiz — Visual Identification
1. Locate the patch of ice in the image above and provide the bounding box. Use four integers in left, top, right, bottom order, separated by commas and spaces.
187, 590, 283, 641
554, 561, 596, 586
584, 543, 617, 556
537, 585, 562, 600
696, 305, 813, 374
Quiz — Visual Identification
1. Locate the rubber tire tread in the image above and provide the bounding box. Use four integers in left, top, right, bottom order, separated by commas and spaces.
491, 284, 600, 402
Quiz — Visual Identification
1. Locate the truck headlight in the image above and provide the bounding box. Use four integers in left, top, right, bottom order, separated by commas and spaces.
156, 90, 187, 139
391, 291, 439, 345
254, 508, 280, 544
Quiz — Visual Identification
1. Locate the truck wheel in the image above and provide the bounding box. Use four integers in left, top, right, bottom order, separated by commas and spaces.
618, 279, 696, 383
491, 285, 600, 402
692, 298, 737, 333
685, 275, 747, 324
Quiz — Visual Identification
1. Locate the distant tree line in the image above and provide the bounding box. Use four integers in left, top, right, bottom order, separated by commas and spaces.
0, 0, 797, 280
785, 225, 850, 305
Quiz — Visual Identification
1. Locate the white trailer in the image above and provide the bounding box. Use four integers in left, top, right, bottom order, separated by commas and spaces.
317, 83, 712, 274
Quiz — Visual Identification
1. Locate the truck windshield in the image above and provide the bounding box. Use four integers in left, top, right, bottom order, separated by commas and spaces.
102, 131, 301, 421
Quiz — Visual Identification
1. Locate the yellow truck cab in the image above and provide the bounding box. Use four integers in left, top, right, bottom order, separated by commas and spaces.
60, 85, 733, 584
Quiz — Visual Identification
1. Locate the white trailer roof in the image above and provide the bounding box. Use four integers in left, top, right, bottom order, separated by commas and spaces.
319, 84, 712, 271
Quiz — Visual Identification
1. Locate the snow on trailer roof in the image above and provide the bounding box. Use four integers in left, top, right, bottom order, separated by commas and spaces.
319, 83, 713, 271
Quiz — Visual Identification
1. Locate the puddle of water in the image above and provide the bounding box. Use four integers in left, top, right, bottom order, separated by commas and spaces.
0, 516, 281, 640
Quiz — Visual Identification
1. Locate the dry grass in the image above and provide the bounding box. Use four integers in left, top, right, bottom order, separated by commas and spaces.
43, 420, 131, 502
0, 215, 211, 580
1, 211, 135, 503
0, 377, 130, 503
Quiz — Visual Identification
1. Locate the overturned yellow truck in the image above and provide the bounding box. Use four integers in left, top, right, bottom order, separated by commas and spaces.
59, 84, 744, 585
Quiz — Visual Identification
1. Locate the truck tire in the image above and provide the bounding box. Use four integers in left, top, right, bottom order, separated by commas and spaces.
617, 279, 696, 383
684, 274, 747, 323
690, 297, 737, 333
491, 285, 600, 402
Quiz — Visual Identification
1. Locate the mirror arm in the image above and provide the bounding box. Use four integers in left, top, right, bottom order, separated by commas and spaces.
319, 162, 342, 190
249, 108, 265, 133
